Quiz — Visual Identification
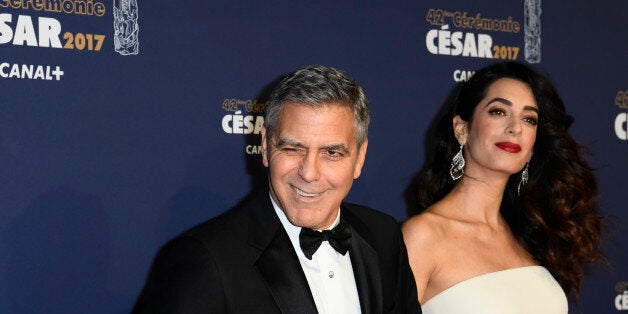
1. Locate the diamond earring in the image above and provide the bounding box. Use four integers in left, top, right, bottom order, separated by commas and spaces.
449, 144, 465, 180
518, 162, 529, 195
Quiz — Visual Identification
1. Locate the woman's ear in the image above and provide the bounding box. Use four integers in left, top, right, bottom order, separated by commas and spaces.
452, 115, 468, 145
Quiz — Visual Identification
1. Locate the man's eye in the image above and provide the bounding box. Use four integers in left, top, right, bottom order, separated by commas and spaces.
325, 150, 344, 160
281, 147, 303, 154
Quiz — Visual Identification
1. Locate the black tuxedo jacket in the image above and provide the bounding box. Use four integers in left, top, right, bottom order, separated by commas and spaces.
133, 192, 421, 313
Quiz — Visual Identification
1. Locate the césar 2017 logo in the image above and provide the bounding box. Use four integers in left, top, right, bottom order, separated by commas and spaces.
0, 13, 105, 51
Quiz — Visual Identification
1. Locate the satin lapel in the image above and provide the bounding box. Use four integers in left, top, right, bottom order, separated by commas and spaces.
249, 193, 318, 314
344, 213, 383, 314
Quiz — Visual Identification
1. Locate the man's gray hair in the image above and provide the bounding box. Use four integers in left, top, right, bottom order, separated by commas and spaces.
264, 65, 370, 146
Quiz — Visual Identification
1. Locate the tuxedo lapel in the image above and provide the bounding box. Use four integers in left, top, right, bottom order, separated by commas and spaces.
248, 193, 318, 314
344, 211, 383, 314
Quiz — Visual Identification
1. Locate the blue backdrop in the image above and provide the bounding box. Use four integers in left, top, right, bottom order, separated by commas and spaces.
1, 1, 626, 313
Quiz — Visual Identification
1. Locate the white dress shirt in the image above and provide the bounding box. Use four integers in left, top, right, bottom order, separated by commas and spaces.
271, 196, 362, 314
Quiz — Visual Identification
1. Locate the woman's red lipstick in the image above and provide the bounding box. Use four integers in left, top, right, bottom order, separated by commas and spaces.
495, 142, 521, 153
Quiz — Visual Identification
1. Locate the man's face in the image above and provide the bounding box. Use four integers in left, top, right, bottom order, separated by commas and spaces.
261, 103, 368, 230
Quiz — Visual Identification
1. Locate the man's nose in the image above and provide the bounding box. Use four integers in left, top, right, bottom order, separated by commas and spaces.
298, 151, 321, 182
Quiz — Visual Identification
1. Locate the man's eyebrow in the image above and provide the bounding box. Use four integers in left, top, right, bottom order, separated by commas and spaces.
323, 144, 350, 153
274, 138, 350, 153
275, 137, 304, 147
484, 97, 539, 113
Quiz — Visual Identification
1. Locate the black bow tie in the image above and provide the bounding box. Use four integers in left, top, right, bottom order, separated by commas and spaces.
299, 220, 351, 260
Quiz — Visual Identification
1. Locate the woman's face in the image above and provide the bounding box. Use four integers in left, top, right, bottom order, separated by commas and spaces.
455, 78, 538, 179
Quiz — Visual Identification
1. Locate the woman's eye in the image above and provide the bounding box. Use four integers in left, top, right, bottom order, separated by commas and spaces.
524, 117, 538, 125
488, 108, 506, 116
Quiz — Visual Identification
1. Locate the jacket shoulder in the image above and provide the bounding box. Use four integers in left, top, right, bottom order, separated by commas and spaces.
342, 202, 399, 228
176, 192, 273, 250
342, 202, 402, 245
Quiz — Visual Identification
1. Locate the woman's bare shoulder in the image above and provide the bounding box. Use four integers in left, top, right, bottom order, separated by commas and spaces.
402, 204, 457, 301
401, 205, 452, 248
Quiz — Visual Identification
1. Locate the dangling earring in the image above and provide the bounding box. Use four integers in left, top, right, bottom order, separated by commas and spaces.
449, 144, 465, 180
517, 162, 529, 195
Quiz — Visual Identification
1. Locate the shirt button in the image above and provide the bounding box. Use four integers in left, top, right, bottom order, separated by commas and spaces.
328, 271, 334, 278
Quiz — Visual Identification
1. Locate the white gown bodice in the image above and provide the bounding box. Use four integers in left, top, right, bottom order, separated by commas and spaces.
421, 266, 568, 314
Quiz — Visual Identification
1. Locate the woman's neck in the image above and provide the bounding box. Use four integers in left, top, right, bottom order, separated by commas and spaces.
444, 173, 509, 228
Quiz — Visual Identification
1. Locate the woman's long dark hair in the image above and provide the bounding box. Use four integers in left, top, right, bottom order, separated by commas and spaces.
413, 61, 604, 299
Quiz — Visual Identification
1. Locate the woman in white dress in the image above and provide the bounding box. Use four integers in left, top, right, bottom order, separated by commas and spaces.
402, 61, 604, 314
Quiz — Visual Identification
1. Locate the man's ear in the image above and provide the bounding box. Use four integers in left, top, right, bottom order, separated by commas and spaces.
353, 138, 368, 179
452, 115, 468, 145
260, 126, 269, 167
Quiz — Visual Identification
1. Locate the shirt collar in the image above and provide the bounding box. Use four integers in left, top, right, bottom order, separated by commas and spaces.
269, 193, 341, 255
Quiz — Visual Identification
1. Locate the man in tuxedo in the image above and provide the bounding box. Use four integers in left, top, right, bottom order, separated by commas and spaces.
133, 65, 421, 313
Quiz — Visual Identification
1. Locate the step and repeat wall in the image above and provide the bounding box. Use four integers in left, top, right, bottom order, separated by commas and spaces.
1, 1, 626, 313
